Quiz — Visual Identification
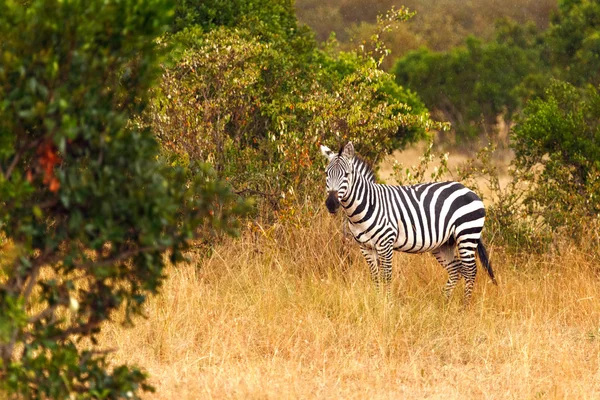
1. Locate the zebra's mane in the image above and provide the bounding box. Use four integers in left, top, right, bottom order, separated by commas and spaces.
353, 155, 375, 182
337, 144, 375, 182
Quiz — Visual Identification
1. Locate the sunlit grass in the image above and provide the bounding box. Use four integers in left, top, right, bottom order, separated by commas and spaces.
99, 212, 600, 399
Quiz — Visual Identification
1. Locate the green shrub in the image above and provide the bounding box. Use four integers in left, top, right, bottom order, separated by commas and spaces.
392, 18, 547, 141
546, 0, 600, 87
0, 0, 247, 397
151, 8, 437, 221
173, 0, 299, 39
510, 81, 600, 236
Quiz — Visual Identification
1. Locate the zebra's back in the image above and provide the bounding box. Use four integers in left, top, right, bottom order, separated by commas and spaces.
384, 181, 485, 253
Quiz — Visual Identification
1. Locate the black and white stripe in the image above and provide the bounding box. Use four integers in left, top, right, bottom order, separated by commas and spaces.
321, 142, 497, 302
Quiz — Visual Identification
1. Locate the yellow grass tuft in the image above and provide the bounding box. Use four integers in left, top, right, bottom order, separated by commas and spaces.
99, 212, 600, 399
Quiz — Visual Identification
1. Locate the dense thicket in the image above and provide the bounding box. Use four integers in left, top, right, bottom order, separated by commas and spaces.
152, 1, 438, 220
392, 0, 600, 142
295, 0, 556, 69
0, 0, 246, 397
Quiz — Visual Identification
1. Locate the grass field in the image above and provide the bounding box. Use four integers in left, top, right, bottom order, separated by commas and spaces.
100, 211, 600, 399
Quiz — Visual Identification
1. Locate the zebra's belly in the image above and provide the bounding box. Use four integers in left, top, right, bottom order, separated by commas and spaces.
347, 219, 399, 250
393, 223, 450, 253
346, 217, 452, 253
392, 229, 452, 253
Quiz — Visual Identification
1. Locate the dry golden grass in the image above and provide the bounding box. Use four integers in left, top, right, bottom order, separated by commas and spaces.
100, 212, 600, 399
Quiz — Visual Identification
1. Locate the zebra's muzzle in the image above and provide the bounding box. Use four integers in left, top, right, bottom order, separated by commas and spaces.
326, 191, 340, 214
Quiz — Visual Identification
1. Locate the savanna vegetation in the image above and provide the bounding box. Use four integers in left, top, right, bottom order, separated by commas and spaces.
0, 0, 599, 398
391, 0, 600, 141
296, 0, 557, 69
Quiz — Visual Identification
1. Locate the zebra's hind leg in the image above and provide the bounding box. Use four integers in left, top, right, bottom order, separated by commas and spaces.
432, 244, 462, 300
457, 245, 478, 304
360, 246, 380, 290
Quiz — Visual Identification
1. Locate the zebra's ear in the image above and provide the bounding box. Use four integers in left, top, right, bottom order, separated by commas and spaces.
342, 142, 355, 160
320, 145, 335, 161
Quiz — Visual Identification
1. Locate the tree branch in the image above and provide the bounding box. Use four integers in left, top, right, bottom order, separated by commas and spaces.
27, 302, 63, 324
50, 320, 103, 342
73, 243, 173, 271
4, 138, 43, 181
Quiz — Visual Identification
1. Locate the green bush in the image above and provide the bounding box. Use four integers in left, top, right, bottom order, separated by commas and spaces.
510, 81, 600, 235
173, 0, 299, 39
546, 0, 600, 87
392, 19, 547, 141
151, 7, 437, 221
0, 0, 247, 397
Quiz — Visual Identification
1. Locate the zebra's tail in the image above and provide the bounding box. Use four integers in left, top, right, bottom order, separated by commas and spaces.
477, 240, 498, 285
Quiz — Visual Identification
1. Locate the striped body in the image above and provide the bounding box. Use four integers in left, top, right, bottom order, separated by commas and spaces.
321, 142, 496, 302
344, 181, 484, 253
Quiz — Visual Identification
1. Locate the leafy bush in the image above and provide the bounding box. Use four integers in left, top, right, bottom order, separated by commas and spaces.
510, 80, 600, 235
456, 144, 554, 254
0, 0, 246, 397
392, 19, 547, 141
151, 7, 438, 220
174, 0, 299, 39
546, 0, 600, 87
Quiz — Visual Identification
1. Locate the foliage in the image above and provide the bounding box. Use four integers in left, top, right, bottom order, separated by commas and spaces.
510, 81, 600, 235
546, 0, 600, 86
0, 0, 247, 398
173, 0, 299, 39
296, 0, 557, 62
390, 0, 600, 145
457, 144, 554, 254
151, 7, 439, 221
392, 19, 548, 140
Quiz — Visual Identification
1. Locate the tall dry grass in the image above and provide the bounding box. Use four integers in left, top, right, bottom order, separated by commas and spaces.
100, 211, 600, 399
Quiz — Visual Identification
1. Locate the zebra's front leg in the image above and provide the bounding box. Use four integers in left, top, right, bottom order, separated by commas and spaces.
377, 246, 394, 297
360, 247, 380, 289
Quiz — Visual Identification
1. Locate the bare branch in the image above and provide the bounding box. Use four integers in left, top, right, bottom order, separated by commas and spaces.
51, 320, 102, 342
28, 302, 63, 324
4, 138, 43, 181
73, 243, 172, 271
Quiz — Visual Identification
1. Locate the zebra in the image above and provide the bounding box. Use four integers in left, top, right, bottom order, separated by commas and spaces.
320, 141, 497, 302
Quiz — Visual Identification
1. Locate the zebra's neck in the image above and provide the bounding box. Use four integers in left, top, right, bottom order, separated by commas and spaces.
353, 156, 375, 183
340, 171, 377, 220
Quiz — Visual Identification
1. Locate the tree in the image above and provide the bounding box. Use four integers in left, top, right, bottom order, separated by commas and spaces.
392, 19, 548, 140
0, 0, 246, 397
510, 80, 600, 232
546, 0, 600, 86
152, 7, 435, 221
173, 0, 301, 41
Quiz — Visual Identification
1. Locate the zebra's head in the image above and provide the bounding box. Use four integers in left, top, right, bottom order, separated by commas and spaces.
320, 142, 355, 214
